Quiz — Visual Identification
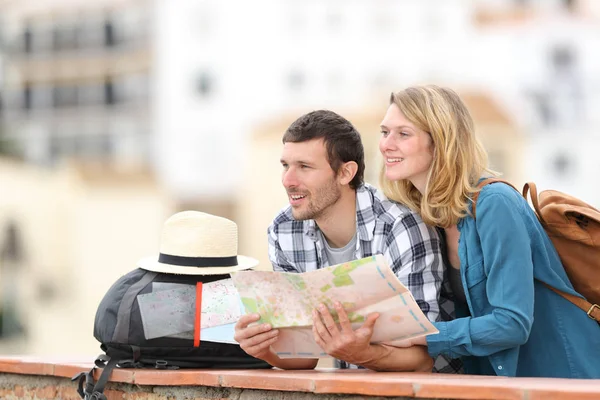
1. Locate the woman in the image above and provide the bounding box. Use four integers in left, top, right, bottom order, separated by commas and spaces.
379, 85, 600, 378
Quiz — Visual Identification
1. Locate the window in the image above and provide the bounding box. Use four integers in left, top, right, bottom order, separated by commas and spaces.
287, 70, 305, 92
552, 153, 573, 176
562, 0, 576, 12
23, 84, 32, 110
118, 74, 150, 103
52, 23, 78, 51
23, 26, 32, 53
78, 83, 104, 106
552, 45, 574, 72
104, 19, 115, 47
53, 85, 78, 108
197, 72, 214, 97
77, 15, 104, 48
104, 78, 116, 105
0, 221, 26, 339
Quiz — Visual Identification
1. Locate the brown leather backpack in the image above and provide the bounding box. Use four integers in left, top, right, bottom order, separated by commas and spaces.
473, 178, 600, 322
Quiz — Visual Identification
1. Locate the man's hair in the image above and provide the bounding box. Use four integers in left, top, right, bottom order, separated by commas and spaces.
282, 110, 365, 190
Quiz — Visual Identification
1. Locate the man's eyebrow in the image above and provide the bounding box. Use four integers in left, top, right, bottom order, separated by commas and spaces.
280, 158, 314, 166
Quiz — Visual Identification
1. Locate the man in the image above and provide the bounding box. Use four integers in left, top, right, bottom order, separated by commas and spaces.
234, 110, 460, 372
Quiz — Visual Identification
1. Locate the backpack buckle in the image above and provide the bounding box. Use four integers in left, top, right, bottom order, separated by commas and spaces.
155, 360, 168, 369
587, 304, 599, 321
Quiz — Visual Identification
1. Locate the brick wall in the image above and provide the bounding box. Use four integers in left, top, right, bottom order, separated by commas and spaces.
1, 356, 599, 400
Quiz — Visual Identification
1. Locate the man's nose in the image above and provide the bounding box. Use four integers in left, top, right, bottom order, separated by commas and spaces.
282, 168, 297, 188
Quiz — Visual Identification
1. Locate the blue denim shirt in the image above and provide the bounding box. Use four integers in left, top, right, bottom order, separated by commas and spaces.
426, 182, 600, 378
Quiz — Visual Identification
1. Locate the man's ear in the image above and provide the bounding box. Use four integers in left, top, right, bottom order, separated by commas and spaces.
338, 161, 358, 186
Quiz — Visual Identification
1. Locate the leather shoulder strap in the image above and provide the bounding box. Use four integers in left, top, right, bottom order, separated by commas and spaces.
543, 283, 599, 322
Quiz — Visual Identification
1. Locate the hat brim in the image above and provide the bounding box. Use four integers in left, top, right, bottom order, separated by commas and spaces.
137, 254, 259, 275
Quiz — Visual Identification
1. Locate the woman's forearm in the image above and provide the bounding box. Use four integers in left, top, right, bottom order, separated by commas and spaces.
352, 344, 434, 372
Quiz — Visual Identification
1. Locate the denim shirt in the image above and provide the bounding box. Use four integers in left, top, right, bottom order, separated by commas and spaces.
426, 182, 600, 378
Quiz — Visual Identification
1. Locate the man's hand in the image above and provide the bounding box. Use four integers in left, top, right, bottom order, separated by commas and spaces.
234, 313, 279, 361
312, 301, 379, 365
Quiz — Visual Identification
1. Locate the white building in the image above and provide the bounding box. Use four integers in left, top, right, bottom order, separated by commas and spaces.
472, 0, 600, 205
0, 0, 152, 169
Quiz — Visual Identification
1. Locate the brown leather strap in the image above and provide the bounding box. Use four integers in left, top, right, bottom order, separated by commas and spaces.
472, 178, 518, 218
522, 182, 546, 225
544, 283, 600, 322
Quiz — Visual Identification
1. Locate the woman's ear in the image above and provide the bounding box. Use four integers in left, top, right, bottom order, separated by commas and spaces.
338, 161, 358, 186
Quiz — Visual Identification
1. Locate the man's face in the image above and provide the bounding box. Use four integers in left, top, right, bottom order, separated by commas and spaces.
280, 138, 342, 221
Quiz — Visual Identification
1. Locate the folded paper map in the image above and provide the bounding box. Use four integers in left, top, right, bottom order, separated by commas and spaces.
231, 254, 438, 358
137, 279, 242, 341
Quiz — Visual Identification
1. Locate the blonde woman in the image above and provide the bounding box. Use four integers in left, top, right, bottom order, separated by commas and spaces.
379, 85, 600, 378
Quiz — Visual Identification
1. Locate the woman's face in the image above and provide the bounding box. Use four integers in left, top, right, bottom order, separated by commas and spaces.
379, 103, 434, 193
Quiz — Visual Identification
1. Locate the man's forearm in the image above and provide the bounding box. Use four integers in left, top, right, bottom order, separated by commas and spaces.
353, 344, 433, 372
263, 350, 319, 370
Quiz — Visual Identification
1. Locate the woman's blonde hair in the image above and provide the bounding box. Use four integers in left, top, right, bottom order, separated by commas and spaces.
380, 85, 497, 227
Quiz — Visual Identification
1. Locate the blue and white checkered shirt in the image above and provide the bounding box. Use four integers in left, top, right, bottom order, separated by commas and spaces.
268, 183, 462, 373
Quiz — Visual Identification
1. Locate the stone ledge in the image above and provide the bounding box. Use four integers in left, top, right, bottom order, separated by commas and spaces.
0, 356, 599, 399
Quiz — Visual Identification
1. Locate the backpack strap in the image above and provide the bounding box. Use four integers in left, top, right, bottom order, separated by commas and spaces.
71, 367, 96, 399
522, 182, 546, 225
472, 178, 600, 322
88, 355, 119, 400
71, 354, 119, 400
544, 284, 600, 322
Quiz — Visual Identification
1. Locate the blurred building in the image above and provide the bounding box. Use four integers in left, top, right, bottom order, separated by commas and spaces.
471, 0, 600, 205
1, 0, 599, 202
0, 158, 171, 355
0, 0, 152, 168
0, 0, 166, 355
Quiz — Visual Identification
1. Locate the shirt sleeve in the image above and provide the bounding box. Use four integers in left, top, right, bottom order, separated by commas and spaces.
427, 191, 535, 359
383, 213, 444, 322
267, 223, 298, 273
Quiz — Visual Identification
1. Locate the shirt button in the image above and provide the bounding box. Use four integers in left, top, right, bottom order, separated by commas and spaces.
497, 365, 503, 370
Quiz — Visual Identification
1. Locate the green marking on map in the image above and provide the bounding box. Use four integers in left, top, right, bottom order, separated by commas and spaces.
332, 274, 354, 287
347, 312, 365, 323
320, 284, 332, 292
331, 256, 373, 276
284, 274, 306, 290
241, 297, 258, 313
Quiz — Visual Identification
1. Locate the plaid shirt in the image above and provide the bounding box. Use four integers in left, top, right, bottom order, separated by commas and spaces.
268, 183, 462, 373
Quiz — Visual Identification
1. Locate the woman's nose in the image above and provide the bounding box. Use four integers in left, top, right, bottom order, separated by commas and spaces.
379, 134, 394, 152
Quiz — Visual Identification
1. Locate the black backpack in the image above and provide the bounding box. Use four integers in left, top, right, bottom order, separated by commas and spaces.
72, 268, 270, 400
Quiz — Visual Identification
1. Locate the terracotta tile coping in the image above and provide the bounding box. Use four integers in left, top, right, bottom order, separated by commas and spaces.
0, 356, 599, 399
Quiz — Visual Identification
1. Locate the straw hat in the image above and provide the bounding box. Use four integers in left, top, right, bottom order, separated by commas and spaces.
137, 211, 258, 275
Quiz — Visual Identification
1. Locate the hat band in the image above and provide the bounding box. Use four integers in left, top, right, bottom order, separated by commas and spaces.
158, 253, 238, 267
